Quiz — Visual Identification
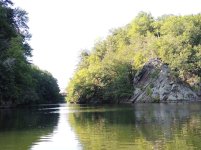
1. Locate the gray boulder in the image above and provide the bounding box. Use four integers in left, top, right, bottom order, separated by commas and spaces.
130, 58, 200, 103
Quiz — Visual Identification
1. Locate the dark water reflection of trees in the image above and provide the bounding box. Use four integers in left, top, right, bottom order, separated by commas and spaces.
68, 103, 201, 150
0, 105, 59, 150
0, 104, 200, 150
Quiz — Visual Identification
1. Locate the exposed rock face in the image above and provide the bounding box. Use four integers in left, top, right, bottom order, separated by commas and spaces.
130, 58, 201, 103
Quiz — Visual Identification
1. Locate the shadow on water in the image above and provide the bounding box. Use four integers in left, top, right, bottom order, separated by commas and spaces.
0, 104, 60, 150
68, 103, 201, 150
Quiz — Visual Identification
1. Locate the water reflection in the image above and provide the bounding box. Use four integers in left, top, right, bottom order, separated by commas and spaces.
31, 104, 81, 150
0, 105, 59, 150
0, 103, 200, 150
68, 103, 201, 150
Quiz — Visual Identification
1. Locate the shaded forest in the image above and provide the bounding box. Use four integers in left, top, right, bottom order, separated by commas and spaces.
66, 12, 201, 103
0, 0, 61, 106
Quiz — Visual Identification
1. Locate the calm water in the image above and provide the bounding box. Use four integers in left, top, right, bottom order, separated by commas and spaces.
0, 103, 201, 150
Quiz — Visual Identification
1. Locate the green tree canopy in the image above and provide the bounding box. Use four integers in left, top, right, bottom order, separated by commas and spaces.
0, 0, 61, 106
66, 12, 201, 104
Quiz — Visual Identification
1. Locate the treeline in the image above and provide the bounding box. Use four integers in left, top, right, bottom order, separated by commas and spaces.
66, 12, 201, 104
0, 0, 61, 106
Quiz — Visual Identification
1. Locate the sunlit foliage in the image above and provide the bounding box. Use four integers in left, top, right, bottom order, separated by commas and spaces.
67, 12, 201, 103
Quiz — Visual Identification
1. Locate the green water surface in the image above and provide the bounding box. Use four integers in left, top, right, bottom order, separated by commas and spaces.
0, 103, 200, 150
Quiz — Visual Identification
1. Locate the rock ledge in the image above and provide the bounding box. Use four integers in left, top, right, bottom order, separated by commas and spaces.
130, 58, 200, 103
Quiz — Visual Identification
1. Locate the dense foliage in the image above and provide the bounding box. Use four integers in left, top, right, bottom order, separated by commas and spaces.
66, 12, 201, 103
0, 0, 61, 106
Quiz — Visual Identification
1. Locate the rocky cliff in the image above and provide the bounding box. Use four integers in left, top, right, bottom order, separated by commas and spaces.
130, 59, 201, 103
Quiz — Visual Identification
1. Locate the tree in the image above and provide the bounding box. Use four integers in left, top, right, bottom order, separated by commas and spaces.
66, 12, 201, 104
0, 0, 61, 106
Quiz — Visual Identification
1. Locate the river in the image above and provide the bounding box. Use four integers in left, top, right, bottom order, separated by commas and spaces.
0, 103, 200, 150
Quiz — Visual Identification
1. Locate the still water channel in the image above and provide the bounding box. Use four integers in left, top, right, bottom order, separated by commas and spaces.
0, 103, 200, 150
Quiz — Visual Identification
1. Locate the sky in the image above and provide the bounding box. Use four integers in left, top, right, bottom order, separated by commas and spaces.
12, 0, 201, 91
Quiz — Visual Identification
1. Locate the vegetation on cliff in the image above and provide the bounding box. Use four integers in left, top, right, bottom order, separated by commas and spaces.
0, 0, 61, 106
66, 12, 201, 103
